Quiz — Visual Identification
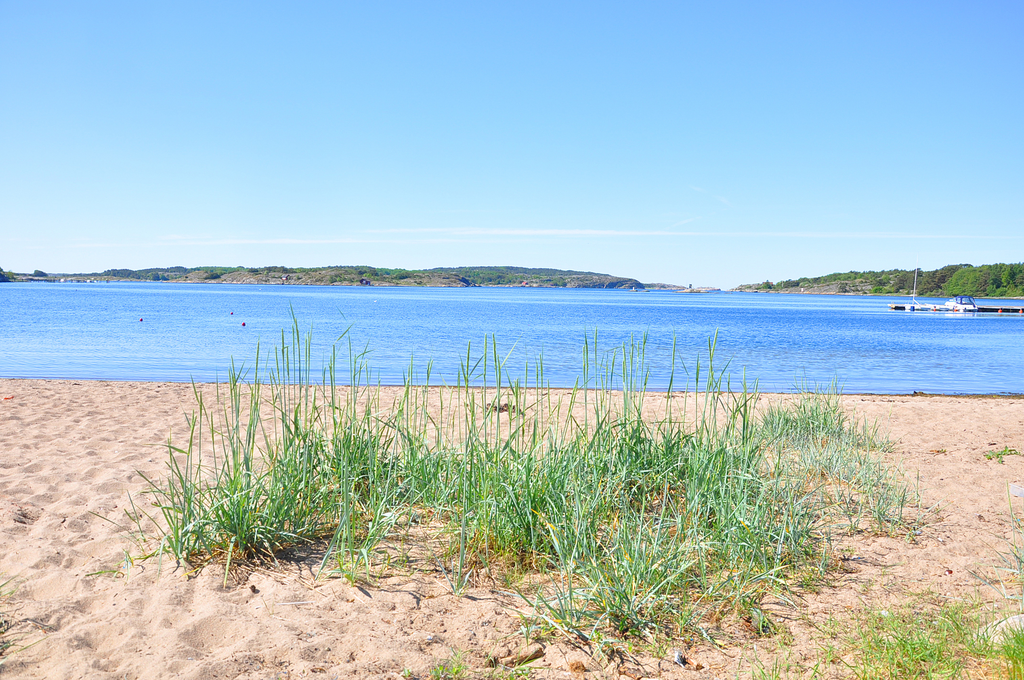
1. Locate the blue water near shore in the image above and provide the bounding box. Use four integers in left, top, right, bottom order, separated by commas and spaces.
1, 282, 1022, 393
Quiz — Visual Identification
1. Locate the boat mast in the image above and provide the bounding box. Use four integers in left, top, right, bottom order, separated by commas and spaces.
911, 261, 919, 305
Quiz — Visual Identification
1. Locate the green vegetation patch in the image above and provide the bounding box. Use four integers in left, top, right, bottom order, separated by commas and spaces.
133, 328, 912, 647
845, 599, 992, 679
0, 576, 13, 661
754, 596, 1024, 679
1000, 625, 1024, 680
0, 575, 41, 667
427, 650, 470, 680
985, 447, 1022, 464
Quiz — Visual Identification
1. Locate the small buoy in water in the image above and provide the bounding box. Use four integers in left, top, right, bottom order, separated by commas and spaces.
139, 318, 143, 322
230, 312, 233, 315
242, 322, 246, 327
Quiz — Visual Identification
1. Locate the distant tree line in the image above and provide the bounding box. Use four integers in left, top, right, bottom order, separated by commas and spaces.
0, 267, 11, 282
942, 263, 1024, 297
100, 266, 191, 280
762, 263, 1024, 297
18, 264, 639, 289
427, 266, 599, 286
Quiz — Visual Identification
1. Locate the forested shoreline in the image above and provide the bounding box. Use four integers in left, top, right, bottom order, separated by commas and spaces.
738, 263, 1024, 298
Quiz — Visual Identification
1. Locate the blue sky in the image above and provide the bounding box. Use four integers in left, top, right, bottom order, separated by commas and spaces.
1, 2, 1021, 287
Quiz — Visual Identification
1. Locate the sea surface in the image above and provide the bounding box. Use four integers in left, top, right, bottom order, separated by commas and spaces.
1, 282, 1023, 394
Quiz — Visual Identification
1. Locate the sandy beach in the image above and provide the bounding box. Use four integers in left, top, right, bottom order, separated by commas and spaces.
2, 379, 1023, 679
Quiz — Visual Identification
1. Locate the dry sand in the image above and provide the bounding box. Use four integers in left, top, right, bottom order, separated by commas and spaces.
1, 379, 1023, 679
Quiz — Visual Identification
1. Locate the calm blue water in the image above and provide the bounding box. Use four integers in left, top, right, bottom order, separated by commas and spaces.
1, 282, 1022, 394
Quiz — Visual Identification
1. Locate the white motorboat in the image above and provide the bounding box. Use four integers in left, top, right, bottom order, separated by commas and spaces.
939, 295, 979, 313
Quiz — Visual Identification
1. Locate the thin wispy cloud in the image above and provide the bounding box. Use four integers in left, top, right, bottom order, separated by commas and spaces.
158, 238, 377, 246
374, 227, 1017, 240
689, 185, 730, 207
60, 237, 388, 249
425, 209, 497, 215
25, 229, 1022, 253
379, 228, 687, 237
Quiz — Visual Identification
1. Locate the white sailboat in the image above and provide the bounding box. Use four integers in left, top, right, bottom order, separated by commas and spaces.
906, 267, 922, 311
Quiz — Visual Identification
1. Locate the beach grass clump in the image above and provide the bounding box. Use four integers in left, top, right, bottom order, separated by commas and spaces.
427, 649, 469, 680
849, 600, 989, 678
141, 326, 911, 641
0, 574, 33, 667
752, 597, 1002, 679
0, 575, 14, 661
143, 338, 401, 568
999, 625, 1024, 680
760, 390, 910, 535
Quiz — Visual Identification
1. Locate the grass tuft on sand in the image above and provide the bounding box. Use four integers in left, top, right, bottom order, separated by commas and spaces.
135, 325, 915, 645
0, 575, 41, 667
0, 575, 14, 663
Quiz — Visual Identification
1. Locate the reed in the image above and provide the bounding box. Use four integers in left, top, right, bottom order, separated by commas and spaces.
140, 325, 912, 640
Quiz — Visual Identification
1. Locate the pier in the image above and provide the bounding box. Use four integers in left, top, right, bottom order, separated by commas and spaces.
890, 303, 1024, 313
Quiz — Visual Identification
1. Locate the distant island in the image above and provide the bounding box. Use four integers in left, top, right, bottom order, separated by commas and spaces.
0, 265, 686, 290
736, 262, 1024, 298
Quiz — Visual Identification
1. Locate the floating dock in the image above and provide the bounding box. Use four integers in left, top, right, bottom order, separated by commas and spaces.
890, 303, 1024, 313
